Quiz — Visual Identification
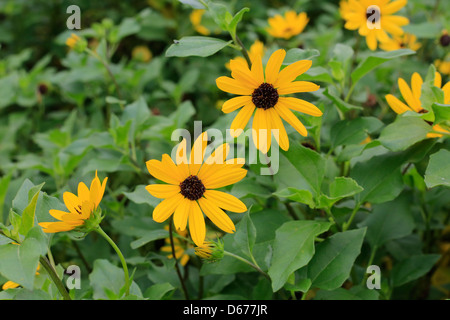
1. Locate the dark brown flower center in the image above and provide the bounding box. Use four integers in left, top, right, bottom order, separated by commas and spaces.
252, 83, 279, 110
180, 175, 205, 201
366, 7, 380, 23
440, 34, 450, 47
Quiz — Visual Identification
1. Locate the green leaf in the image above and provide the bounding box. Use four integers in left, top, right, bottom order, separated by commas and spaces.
0, 227, 46, 289
165, 36, 232, 57
431, 103, 450, 125
268, 220, 332, 291
19, 183, 44, 237
315, 286, 379, 300
227, 7, 250, 36
283, 48, 320, 65
424, 149, 450, 188
358, 195, 415, 248
318, 177, 364, 209
89, 259, 142, 299
130, 229, 169, 249
351, 49, 415, 85
402, 22, 441, 39
273, 188, 315, 208
144, 282, 175, 300
304, 228, 366, 290
281, 142, 326, 198
378, 116, 431, 151
233, 211, 256, 259
324, 87, 363, 114
350, 140, 435, 205
123, 185, 160, 208
391, 254, 440, 287
330, 117, 383, 149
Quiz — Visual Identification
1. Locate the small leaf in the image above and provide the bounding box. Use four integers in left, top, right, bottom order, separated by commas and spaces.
378, 117, 431, 152
391, 254, 440, 287
166, 36, 232, 57
233, 211, 256, 259
424, 149, 450, 188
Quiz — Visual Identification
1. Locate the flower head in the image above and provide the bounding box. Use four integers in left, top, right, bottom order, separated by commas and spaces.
385, 71, 450, 138
435, 59, 450, 76
194, 239, 224, 263
379, 33, 421, 51
216, 49, 322, 153
439, 30, 450, 47
65, 33, 87, 52
38, 171, 108, 233
341, 0, 409, 50
266, 11, 309, 39
145, 132, 248, 246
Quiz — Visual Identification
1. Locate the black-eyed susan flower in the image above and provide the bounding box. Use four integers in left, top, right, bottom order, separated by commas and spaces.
216, 49, 322, 153
226, 40, 265, 70
190, 9, 210, 36
266, 11, 309, 39
341, 0, 409, 51
160, 226, 192, 266
379, 33, 421, 51
38, 171, 108, 233
145, 132, 248, 247
385, 71, 450, 138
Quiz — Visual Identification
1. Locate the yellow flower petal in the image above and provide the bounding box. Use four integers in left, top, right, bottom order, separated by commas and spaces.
229, 103, 256, 137
265, 49, 286, 84
385, 94, 411, 114
189, 132, 208, 175
274, 60, 312, 88
278, 97, 323, 116
216, 76, 254, 95
276, 81, 320, 95
173, 198, 190, 231
188, 201, 205, 246
153, 193, 184, 223
198, 197, 236, 234
267, 107, 289, 151
274, 102, 308, 136
222, 96, 252, 114
203, 190, 247, 213
146, 184, 180, 199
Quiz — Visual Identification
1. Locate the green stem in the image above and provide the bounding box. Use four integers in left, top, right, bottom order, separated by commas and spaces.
343, 204, 361, 231
39, 256, 71, 300
95, 226, 130, 296
169, 218, 190, 300
223, 251, 270, 280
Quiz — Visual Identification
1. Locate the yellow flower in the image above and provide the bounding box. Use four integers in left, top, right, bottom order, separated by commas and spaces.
38, 171, 108, 233
66, 33, 81, 49
379, 33, 421, 51
385, 72, 450, 138
341, 0, 409, 51
266, 11, 309, 39
435, 59, 450, 76
216, 49, 322, 153
160, 226, 191, 266
190, 9, 210, 36
226, 40, 265, 70
145, 132, 248, 247
132, 45, 153, 62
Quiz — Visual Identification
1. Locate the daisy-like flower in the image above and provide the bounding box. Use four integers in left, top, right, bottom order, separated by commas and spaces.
216, 49, 322, 153
226, 40, 265, 70
385, 71, 450, 138
266, 11, 309, 39
435, 59, 450, 76
145, 132, 248, 247
379, 33, 421, 51
341, 0, 409, 51
38, 171, 108, 233
160, 226, 192, 266
190, 9, 210, 36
